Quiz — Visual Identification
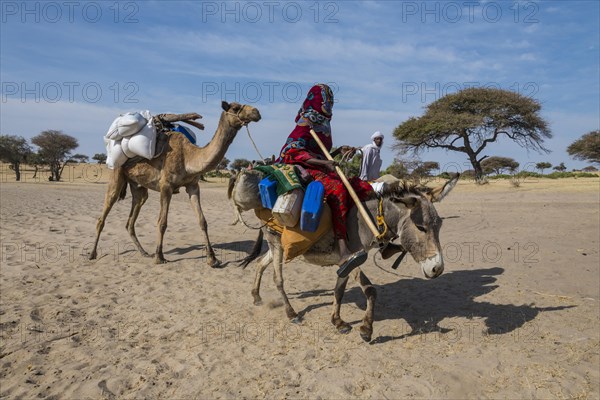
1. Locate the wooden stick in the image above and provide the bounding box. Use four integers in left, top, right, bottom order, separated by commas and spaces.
308, 129, 382, 239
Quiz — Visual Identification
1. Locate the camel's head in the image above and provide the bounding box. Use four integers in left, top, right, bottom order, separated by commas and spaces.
383, 174, 459, 279
222, 101, 261, 127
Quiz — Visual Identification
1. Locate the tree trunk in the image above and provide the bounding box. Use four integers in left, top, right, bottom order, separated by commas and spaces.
50, 163, 60, 181
13, 162, 21, 181
466, 153, 485, 182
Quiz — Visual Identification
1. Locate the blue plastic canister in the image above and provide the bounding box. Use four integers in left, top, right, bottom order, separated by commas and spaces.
258, 177, 278, 209
300, 181, 325, 232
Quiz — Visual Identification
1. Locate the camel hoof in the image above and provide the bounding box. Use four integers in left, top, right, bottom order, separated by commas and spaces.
337, 324, 352, 335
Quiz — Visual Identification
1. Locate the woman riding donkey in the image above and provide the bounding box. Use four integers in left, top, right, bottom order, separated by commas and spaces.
278, 83, 373, 277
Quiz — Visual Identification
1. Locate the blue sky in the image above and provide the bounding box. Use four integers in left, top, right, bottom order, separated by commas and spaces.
1, 0, 599, 172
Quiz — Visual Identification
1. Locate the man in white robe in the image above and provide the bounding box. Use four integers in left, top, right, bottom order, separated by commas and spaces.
359, 131, 384, 181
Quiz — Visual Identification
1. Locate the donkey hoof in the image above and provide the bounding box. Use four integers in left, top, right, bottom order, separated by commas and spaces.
140, 251, 151, 258
359, 327, 373, 342
252, 296, 262, 306
337, 324, 352, 335
208, 259, 222, 268
290, 315, 302, 324
155, 257, 167, 264
88, 252, 97, 260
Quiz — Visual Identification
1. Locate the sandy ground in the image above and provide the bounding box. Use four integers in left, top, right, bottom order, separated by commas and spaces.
0, 165, 598, 399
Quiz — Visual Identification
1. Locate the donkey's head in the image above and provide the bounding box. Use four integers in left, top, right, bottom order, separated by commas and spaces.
382, 175, 459, 279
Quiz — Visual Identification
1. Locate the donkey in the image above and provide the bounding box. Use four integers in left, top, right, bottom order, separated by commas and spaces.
231, 174, 459, 342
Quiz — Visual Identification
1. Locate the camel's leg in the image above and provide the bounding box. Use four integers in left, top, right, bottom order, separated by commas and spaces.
355, 269, 377, 342
89, 170, 127, 260
126, 185, 150, 257
271, 241, 299, 322
186, 183, 220, 267
154, 186, 173, 264
251, 247, 272, 305
331, 275, 352, 334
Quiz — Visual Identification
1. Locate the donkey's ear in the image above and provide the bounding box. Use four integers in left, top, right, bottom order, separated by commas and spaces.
425, 173, 460, 203
221, 101, 231, 111
391, 196, 419, 209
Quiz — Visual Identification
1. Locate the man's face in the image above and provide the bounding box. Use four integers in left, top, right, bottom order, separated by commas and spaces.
374, 137, 383, 147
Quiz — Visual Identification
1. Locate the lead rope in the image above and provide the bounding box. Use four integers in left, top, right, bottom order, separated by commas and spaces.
246, 125, 265, 161
226, 110, 265, 161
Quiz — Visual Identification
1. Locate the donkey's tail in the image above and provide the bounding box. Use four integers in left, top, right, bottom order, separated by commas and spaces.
237, 229, 264, 269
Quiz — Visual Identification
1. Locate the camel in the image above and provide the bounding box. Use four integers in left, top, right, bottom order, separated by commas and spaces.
229, 173, 459, 341
89, 101, 261, 267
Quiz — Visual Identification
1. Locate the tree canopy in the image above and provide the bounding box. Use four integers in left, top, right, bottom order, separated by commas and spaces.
393, 87, 551, 181
481, 156, 519, 175
229, 158, 251, 171
567, 130, 600, 164
553, 162, 567, 172
31, 130, 79, 181
0, 134, 32, 181
535, 162, 552, 174
92, 153, 107, 164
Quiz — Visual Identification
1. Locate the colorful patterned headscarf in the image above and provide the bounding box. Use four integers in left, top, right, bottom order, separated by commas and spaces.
295, 84, 334, 133
278, 84, 335, 163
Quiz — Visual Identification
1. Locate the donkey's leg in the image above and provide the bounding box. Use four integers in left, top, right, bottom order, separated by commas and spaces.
154, 186, 173, 264
89, 170, 127, 260
355, 269, 377, 342
331, 275, 352, 334
186, 183, 220, 267
271, 242, 299, 322
251, 248, 272, 305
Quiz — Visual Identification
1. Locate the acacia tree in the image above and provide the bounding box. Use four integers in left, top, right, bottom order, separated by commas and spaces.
383, 158, 408, 179
28, 152, 44, 179
535, 162, 552, 174
217, 156, 230, 171
481, 156, 519, 175
393, 88, 551, 182
71, 154, 89, 163
412, 161, 440, 178
92, 153, 107, 164
31, 130, 79, 181
567, 130, 600, 164
229, 158, 252, 171
0, 135, 32, 181
553, 162, 567, 172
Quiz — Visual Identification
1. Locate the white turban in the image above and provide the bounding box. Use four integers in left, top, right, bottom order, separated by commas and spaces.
371, 131, 384, 140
